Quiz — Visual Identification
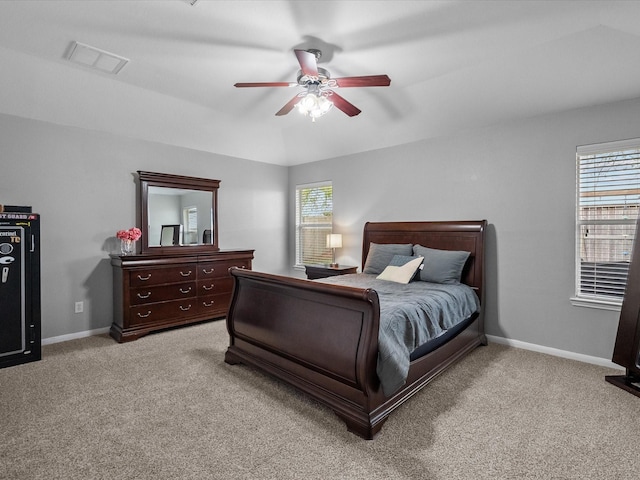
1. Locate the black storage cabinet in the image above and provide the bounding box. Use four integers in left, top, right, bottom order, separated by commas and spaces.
0, 207, 41, 369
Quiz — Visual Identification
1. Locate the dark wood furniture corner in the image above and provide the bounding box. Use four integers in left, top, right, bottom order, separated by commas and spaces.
606, 217, 640, 397
305, 264, 358, 280
111, 249, 253, 342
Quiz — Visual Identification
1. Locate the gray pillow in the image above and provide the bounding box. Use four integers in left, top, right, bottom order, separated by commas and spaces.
412, 244, 470, 284
387, 254, 419, 267
363, 243, 413, 274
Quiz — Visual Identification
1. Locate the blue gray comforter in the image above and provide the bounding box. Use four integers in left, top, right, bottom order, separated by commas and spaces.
317, 274, 480, 396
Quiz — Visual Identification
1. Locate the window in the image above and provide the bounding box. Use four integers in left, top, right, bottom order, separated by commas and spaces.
183, 206, 198, 245
295, 182, 333, 266
575, 139, 640, 308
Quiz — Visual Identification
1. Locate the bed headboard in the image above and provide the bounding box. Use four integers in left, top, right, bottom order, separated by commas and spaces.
362, 220, 487, 301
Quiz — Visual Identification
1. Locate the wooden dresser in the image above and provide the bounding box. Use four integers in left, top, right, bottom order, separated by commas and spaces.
111, 249, 253, 342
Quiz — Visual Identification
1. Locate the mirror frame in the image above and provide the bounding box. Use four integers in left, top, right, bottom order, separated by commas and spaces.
137, 171, 220, 255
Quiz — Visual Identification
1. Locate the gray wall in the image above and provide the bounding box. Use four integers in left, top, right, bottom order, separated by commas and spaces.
0, 113, 288, 339
3, 93, 640, 361
289, 96, 640, 361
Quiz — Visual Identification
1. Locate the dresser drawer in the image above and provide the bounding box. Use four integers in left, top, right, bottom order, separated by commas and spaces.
130, 282, 196, 306
130, 298, 197, 326
198, 259, 250, 279
198, 292, 232, 316
198, 277, 234, 296
129, 265, 197, 287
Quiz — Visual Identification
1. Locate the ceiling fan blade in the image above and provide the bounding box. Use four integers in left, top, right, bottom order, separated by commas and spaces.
333, 75, 391, 87
234, 82, 297, 88
328, 91, 361, 117
294, 49, 318, 78
275, 95, 303, 116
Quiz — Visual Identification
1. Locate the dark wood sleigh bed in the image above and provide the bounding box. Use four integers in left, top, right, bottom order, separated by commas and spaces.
224, 220, 487, 439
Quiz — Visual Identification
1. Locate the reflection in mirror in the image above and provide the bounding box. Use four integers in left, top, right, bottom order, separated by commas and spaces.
147, 187, 213, 246
160, 224, 181, 246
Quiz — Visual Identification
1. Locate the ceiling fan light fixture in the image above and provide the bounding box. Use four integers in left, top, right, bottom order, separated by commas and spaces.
297, 93, 333, 121
297, 84, 333, 121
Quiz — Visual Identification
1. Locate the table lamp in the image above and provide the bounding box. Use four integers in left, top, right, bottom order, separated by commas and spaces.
326, 233, 342, 267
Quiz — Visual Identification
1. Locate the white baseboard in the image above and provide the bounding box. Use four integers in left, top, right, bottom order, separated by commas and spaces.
42, 327, 110, 346
486, 334, 624, 371
40, 328, 624, 372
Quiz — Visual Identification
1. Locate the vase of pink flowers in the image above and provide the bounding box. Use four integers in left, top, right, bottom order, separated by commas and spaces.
116, 227, 142, 255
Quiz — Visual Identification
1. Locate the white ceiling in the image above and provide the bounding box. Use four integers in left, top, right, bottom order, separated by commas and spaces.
1, 0, 640, 166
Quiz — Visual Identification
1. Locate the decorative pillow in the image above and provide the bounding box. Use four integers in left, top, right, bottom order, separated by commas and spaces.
412, 245, 470, 284
362, 243, 413, 274
387, 254, 423, 281
376, 256, 424, 284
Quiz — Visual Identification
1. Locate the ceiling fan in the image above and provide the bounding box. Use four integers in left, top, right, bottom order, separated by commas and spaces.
234, 49, 391, 121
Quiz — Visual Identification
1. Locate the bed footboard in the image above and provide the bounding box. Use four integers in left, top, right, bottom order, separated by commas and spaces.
225, 267, 389, 438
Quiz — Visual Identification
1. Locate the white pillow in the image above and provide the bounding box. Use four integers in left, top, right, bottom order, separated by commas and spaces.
376, 256, 424, 284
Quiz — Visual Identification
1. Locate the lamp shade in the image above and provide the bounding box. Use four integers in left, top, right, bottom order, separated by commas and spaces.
326, 233, 342, 249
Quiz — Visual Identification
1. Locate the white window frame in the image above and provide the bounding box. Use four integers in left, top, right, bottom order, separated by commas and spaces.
572, 138, 640, 311
295, 181, 333, 268
183, 205, 198, 245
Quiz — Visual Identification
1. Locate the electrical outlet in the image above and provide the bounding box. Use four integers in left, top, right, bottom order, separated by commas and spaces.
74, 301, 84, 314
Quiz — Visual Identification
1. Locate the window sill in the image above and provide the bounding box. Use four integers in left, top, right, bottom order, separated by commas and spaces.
570, 296, 621, 312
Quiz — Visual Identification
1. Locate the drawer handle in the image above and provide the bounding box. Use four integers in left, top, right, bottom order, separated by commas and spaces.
203, 284, 215, 291
137, 311, 152, 318
179, 287, 192, 294
180, 270, 193, 277
137, 274, 152, 281
137, 292, 152, 299
203, 268, 215, 274
203, 300, 214, 307
179, 304, 192, 311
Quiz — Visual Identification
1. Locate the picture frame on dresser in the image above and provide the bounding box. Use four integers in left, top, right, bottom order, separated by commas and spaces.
110, 171, 254, 342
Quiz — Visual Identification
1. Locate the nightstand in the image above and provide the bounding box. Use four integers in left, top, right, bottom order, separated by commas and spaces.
305, 264, 358, 280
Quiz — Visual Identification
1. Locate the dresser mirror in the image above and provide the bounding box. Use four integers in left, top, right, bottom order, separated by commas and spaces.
138, 171, 219, 254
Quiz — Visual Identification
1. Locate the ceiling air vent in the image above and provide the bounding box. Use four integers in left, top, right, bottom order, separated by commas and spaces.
65, 41, 129, 75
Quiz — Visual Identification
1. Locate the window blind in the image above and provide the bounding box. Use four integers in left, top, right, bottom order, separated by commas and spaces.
577, 140, 640, 302
295, 182, 333, 266
185, 207, 197, 233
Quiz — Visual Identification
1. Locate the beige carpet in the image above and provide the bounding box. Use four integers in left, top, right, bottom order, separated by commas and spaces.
1, 320, 639, 480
